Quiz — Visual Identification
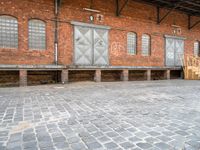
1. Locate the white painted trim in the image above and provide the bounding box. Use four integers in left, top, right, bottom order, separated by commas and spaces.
71, 21, 111, 30
164, 35, 186, 40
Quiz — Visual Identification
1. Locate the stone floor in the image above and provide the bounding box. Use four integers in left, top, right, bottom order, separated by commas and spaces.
0, 80, 200, 150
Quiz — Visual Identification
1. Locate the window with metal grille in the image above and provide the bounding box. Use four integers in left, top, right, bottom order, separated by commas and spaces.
127, 32, 136, 55
28, 19, 46, 50
142, 34, 150, 56
194, 41, 199, 56
0, 15, 18, 48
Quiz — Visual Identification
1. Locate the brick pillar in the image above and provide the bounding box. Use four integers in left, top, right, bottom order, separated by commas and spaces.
19, 70, 27, 86
164, 70, 170, 80
61, 69, 68, 84
94, 69, 101, 82
121, 69, 129, 81
146, 70, 151, 81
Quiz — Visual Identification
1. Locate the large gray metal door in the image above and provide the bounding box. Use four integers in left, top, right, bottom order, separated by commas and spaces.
166, 38, 175, 66
93, 29, 109, 65
165, 37, 184, 66
74, 26, 93, 65
175, 39, 184, 66
74, 25, 109, 66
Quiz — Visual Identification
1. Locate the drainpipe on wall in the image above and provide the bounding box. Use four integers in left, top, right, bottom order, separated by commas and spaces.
54, 0, 59, 65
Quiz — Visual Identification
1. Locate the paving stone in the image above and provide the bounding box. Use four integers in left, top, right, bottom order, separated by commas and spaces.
157, 135, 172, 142
155, 142, 172, 150
106, 132, 119, 138
186, 140, 200, 149
127, 127, 137, 133
98, 136, 111, 143
37, 135, 51, 142
175, 130, 189, 136
53, 136, 66, 143
129, 136, 142, 143
120, 131, 133, 138
7, 141, 21, 149
112, 136, 126, 143
38, 141, 54, 148
104, 142, 118, 149
114, 127, 126, 133
86, 142, 102, 149
92, 131, 104, 137
23, 133, 36, 142
23, 141, 37, 149
82, 136, 97, 144
136, 142, 153, 149
162, 131, 175, 137
147, 131, 161, 137
120, 141, 135, 149
134, 132, 148, 139
144, 137, 160, 144
55, 141, 69, 149
168, 140, 185, 150
9, 133, 22, 142
66, 136, 79, 143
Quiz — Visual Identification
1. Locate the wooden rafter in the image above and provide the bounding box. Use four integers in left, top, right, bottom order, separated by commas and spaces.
156, 1, 184, 24
188, 15, 200, 30
116, 0, 129, 16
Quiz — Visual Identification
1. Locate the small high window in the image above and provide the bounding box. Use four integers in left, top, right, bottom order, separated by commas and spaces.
0, 15, 18, 48
194, 41, 200, 56
127, 32, 136, 55
142, 34, 151, 56
28, 19, 46, 50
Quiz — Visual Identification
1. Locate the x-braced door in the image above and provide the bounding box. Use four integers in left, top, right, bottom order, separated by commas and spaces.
74, 25, 109, 66
165, 37, 184, 67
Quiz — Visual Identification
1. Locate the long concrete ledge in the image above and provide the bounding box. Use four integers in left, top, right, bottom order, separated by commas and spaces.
67, 65, 182, 70
0, 64, 182, 71
0, 64, 66, 70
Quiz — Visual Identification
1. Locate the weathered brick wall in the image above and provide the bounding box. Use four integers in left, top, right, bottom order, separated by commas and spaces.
0, 0, 200, 66
0, 0, 55, 65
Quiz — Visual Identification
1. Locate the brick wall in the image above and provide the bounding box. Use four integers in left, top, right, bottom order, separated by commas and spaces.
0, 0, 200, 67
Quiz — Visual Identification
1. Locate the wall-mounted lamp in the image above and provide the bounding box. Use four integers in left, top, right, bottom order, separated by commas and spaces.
89, 15, 94, 22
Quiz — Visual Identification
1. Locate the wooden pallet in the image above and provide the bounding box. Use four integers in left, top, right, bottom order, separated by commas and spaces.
183, 55, 200, 80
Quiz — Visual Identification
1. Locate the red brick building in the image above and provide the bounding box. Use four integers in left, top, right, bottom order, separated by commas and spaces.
0, 0, 200, 86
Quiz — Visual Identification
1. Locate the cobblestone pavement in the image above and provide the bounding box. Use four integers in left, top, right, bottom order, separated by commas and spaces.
0, 80, 200, 150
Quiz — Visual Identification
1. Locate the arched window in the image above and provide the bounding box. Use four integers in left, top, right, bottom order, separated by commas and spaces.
0, 15, 18, 48
194, 41, 200, 56
127, 32, 136, 55
28, 19, 46, 50
142, 34, 151, 56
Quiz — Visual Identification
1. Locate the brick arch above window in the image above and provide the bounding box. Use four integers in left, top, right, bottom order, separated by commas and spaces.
127, 32, 137, 55
28, 19, 46, 50
0, 15, 18, 48
142, 34, 151, 56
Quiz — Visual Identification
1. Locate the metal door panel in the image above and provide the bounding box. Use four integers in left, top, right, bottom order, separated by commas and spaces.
93, 29, 109, 65
175, 39, 184, 66
74, 26, 92, 65
165, 38, 175, 66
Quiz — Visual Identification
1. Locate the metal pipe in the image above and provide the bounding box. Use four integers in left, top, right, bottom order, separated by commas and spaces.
55, 0, 58, 15
54, 0, 58, 65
